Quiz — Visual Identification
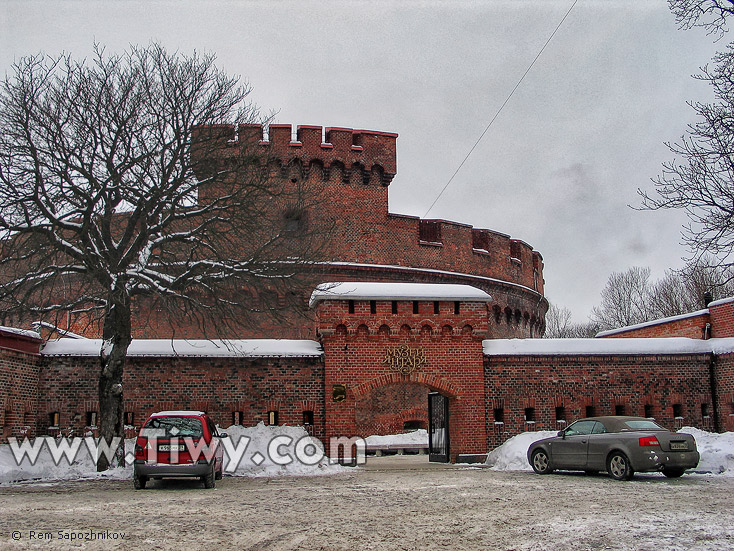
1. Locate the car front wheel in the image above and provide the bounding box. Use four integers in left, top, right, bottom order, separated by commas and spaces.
607, 452, 634, 481
531, 449, 553, 474
662, 468, 685, 478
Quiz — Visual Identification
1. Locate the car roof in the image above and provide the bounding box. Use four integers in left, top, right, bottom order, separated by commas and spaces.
149, 410, 206, 417
574, 416, 664, 431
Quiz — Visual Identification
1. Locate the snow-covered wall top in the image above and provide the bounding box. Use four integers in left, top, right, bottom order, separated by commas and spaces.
595, 309, 710, 338
309, 282, 492, 308
708, 296, 734, 308
483, 337, 734, 356
41, 339, 323, 358
0, 325, 41, 340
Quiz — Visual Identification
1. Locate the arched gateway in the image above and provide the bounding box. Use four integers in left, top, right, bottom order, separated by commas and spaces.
311, 281, 492, 462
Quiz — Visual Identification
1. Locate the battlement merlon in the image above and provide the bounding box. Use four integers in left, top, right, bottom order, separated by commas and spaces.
191, 124, 398, 185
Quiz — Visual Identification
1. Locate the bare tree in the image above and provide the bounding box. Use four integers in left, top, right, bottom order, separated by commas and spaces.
0, 44, 328, 470
669, 0, 734, 35
543, 302, 600, 338
590, 267, 652, 331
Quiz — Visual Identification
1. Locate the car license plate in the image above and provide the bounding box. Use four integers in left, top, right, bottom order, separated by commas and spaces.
158, 444, 186, 452
670, 442, 688, 451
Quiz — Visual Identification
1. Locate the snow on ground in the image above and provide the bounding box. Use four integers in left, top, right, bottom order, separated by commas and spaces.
487, 427, 734, 475
364, 429, 428, 447
0, 423, 345, 485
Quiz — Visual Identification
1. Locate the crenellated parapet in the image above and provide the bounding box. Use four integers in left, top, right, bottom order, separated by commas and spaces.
192, 123, 398, 186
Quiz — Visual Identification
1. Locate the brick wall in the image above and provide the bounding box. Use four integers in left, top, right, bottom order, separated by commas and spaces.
484, 353, 715, 448
37, 355, 325, 440
599, 312, 710, 339
710, 299, 734, 338
714, 353, 734, 431
0, 348, 41, 440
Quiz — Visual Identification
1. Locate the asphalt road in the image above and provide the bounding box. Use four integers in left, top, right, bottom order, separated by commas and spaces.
1, 455, 732, 550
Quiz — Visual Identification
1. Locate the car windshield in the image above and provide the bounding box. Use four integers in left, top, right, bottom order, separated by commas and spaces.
622, 420, 665, 431
142, 416, 203, 438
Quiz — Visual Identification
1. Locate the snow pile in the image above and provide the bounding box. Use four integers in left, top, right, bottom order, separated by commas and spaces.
0, 439, 134, 485
486, 431, 556, 471
364, 429, 428, 447
680, 426, 734, 475
486, 428, 734, 476
221, 423, 348, 477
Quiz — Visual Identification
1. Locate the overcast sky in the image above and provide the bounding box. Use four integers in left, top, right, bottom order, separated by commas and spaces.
0, 0, 725, 322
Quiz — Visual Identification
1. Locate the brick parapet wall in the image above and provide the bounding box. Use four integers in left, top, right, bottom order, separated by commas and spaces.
484, 353, 715, 448
599, 313, 710, 339
713, 352, 734, 431
0, 347, 41, 441
710, 300, 734, 338
37, 355, 325, 441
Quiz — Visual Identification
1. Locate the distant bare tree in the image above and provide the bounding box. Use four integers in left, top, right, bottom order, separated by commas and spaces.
544, 303, 574, 338
590, 267, 652, 331
0, 44, 328, 470
669, 0, 734, 35
543, 302, 601, 339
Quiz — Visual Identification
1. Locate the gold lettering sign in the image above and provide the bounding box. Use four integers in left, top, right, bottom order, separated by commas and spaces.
383, 345, 427, 374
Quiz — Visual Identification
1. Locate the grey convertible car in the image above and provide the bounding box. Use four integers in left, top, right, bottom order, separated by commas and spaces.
527, 416, 700, 480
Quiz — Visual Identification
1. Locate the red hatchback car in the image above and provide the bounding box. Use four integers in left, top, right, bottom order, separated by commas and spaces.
133, 411, 226, 489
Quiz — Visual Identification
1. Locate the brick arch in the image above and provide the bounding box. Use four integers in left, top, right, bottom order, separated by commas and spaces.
350, 372, 459, 399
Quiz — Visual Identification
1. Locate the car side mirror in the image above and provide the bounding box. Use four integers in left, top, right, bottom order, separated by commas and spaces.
219, 432, 228, 439
557, 430, 566, 439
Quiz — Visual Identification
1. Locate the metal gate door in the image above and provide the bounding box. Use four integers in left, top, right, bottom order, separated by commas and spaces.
428, 392, 450, 462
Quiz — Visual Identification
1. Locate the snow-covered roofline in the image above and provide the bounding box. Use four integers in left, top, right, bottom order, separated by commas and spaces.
0, 325, 41, 340
41, 339, 323, 358
708, 296, 734, 308
31, 321, 87, 339
483, 337, 734, 356
309, 282, 492, 308
595, 309, 710, 338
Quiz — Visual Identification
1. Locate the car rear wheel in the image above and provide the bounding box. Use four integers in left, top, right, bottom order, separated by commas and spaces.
662, 468, 685, 478
531, 449, 553, 474
607, 452, 634, 481
215, 463, 223, 480
203, 465, 216, 489
133, 474, 147, 490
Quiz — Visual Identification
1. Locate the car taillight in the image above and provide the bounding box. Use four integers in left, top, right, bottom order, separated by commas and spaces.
135, 442, 145, 459
639, 436, 660, 447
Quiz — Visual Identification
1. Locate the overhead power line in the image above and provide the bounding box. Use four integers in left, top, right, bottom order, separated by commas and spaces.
423, 0, 579, 218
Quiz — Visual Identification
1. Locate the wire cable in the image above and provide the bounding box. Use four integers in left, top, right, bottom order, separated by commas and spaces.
422, 0, 579, 218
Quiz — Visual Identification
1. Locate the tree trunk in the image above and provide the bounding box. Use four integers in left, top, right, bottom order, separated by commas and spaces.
97, 287, 132, 471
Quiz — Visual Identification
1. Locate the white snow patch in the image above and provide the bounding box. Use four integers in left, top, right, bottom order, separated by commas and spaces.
41, 338, 323, 358
486, 431, 556, 471
483, 337, 734, 356
364, 429, 428, 447
0, 439, 134, 485
221, 423, 348, 477
0, 325, 41, 340
679, 426, 734, 475
309, 281, 492, 307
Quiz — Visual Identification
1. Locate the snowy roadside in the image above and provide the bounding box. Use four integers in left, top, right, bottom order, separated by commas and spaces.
486, 426, 734, 476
